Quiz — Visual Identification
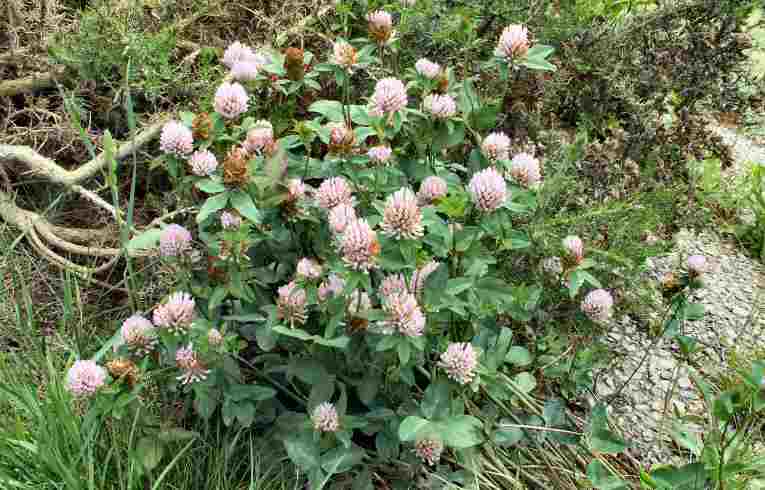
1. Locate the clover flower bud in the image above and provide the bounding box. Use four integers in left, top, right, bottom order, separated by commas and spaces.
189, 150, 218, 177
367, 10, 393, 44
481, 132, 511, 161
468, 167, 507, 213
160, 121, 194, 157
415, 58, 441, 79
312, 402, 340, 432
495, 25, 530, 59
66, 360, 107, 397
417, 176, 448, 205
277, 281, 307, 326
341, 219, 379, 271
562, 236, 584, 265
213, 82, 248, 119
509, 152, 542, 188
296, 258, 323, 280
159, 224, 192, 257
316, 177, 354, 210
153, 292, 196, 334
369, 78, 407, 118
438, 342, 478, 385
120, 315, 156, 356
381, 188, 423, 240
581, 289, 614, 323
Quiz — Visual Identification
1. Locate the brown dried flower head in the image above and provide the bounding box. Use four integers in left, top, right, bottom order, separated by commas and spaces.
192, 112, 214, 140
660, 272, 682, 297
106, 358, 139, 388
435, 72, 450, 94
207, 255, 227, 283
223, 146, 250, 186
285, 47, 305, 81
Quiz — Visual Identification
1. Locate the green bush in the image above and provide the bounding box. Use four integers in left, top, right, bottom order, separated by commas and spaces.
49, 1, 181, 102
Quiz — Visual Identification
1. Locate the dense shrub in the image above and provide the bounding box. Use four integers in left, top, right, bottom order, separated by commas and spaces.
63, 12, 627, 488
48, 1, 761, 488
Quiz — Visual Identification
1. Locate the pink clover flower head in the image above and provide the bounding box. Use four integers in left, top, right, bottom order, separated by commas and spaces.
207, 328, 224, 347
562, 235, 584, 264
369, 78, 408, 118
367, 10, 393, 43
328, 203, 356, 234
581, 289, 614, 323
231, 50, 270, 81
379, 274, 408, 301
316, 177, 354, 210
384, 292, 425, 337
188, 150, 218, 177
296, 258, 323, 280
222, 41, 256, 69
159, 224, 192, 257
287, 178, 307, 201
410, 260, 439, 296
468, 167, 507, 213
368, 145, 393, 165
415, 58, 441, 79
415, 438, 444, 466
423, 94, 457, 119
220, 210, 242, 230
120, 314, 156, 355
175, 344, 195, 367
66, 360, 107, 397
213, 82, 248, 120
438, 342, 478, 385
381, 188, 423, 240
244, 120, 274, 153
331, 40, 358, 69
175, 343, 210, 385
417, 176, 448, 205
687, 255, 707, 277
495, 24, 530, 60
312, 402, 340, 432
367, 10, 392, 30
231, 61, 260, 81
153, 292, 196, 334
160, 121, 194, 158
481, 132, 511, 161
347, 290, 372, 316
341, 218, 379, 271
510, 152, 542, 188
318, 273, 345, 301
277, 281, 308, 326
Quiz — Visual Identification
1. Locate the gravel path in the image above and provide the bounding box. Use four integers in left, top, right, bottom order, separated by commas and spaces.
712, 124, 765, 170
592, 125, 765, 464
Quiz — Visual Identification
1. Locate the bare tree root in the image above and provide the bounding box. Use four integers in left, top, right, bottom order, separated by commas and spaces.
0, 50, 30, 65
0, 119, 167, 288
0, 119, 165, 186
0, 73, 58, 97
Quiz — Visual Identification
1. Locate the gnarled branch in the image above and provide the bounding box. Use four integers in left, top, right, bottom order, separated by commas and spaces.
0, 119, 165, 186
0, 118, 168, 288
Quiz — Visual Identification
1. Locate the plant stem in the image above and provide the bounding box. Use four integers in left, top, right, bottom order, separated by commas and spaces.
718, 419, 731, 490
